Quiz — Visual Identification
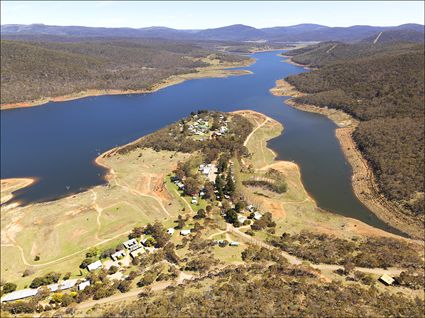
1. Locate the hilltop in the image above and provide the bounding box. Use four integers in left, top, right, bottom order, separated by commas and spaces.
1, 22, 423, 43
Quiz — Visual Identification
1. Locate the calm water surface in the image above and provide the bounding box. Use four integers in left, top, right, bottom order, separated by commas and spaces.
0, 51, 405, 236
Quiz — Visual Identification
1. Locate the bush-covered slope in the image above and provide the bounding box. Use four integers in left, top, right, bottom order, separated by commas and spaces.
100, 262, 424, 318
286, 43, 424, 218
362, 30, 425, 44
0, 39, 247, 105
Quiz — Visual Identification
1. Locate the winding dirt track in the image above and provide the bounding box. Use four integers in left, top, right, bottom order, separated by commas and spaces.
243, 116, 270, 147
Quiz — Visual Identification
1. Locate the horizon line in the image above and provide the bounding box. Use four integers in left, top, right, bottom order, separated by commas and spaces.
1, 22, 424, 30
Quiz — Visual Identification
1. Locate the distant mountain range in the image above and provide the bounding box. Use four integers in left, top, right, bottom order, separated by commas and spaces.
1, 23, 424, 42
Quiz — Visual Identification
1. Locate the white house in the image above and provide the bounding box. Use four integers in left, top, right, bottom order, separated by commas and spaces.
47, 279, 78, 292
191, 197, 198, 204
78, 280, 91, 291
1, 288, 38, 303
379, 274, 395, 286
167, 228, 175, 235
111, 250, 126, 261
253, 212, 262, 220
130, 247, 145, 259
230, 241, 240, 246
201, 165, 211, 176
87, 260, 102, 272
238, 215, 247, 224
123, 238, 138, 250
180, 229, 191, 236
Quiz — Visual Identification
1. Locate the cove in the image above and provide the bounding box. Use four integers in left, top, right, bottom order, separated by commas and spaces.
0, 51, 405, 236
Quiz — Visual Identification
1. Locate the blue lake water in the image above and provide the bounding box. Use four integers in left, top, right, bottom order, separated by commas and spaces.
0, 50, 405, 236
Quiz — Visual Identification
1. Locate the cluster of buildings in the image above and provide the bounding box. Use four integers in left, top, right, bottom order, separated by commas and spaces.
185, 117, 210, 136
199, 163, 218, 182
1, 279, 80, 303
1, 234, 167, 303
171, 162, 218, 202
180, 113, 229, 140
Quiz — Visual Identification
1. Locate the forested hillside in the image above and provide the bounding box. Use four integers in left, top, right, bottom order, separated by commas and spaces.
0, 39, 248, 105
285, 43, 424, 219
100, 261, 424, 317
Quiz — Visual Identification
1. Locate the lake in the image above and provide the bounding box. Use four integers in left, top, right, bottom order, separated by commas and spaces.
0, 50, 405, 236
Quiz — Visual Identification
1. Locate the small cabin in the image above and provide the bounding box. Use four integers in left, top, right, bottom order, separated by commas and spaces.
111, 250, 126, 261
130, 247, 145, 259
238, 215, 247, 224
253, 212, 262, 220
87, 260, 102, 272
123, 238, 138, 250
379, 274, 395, 286
180, 229, 191, 236
78, 280, 91, 291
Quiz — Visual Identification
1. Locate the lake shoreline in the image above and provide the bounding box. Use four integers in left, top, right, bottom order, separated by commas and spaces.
0, 177, 37, 207
235, 110, 419, 242
270, 76, 423, 240
0, 59, 254, 111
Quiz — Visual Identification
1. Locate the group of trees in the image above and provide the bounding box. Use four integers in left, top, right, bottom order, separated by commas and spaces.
29, 272, 61, 289
242, 168, 288, 194
143, 222, 171, 248
286, 42, 424, 218
1, 282, 17, 295
215, 167, 236, 199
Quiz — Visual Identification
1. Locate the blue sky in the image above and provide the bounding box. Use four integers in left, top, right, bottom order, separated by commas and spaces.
1, 1, 424, 29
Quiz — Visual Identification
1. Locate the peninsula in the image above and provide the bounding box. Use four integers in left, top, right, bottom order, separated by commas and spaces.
1, 110, 423, 316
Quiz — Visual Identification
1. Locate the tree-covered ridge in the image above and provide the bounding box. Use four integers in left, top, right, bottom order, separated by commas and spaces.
285, 43, 424, 218
0, 39, 248, 105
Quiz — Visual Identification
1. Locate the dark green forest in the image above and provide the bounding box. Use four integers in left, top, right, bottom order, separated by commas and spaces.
0, 39, 248, 105
285, 42, 424, 219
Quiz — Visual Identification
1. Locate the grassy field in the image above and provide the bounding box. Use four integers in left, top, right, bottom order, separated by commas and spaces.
1, 148, 189, 288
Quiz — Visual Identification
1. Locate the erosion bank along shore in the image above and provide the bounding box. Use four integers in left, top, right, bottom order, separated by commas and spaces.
232, 110, 421, 243
0, 59, 254, 111
270, 78, 423, 240
0, 178, 37, 206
